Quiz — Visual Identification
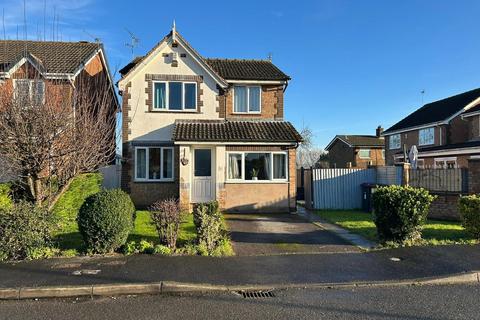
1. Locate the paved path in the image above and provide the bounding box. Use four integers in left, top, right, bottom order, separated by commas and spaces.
224, 213, 359, 255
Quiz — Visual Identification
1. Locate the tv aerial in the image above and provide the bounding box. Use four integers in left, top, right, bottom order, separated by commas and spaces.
125, 28, 140, 58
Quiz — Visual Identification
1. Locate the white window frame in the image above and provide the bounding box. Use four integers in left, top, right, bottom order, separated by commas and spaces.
226, 151, 288, 183
382, 149, 385, 159
389, 134, 401, 150
358, 149, 371, 159
417, 159, 425, 169
233, 85, 262, 114
134, 146, 175, 182
13, 79, 45, 104
418, 127, 435, 146
152, 81, 197, 111
434, 157, 457, 169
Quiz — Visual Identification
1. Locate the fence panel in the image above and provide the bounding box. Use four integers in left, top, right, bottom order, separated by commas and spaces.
377, 166, 402, 185
98, 165, 121, 189
408, 168, 467, 193
312, 168, 376, 210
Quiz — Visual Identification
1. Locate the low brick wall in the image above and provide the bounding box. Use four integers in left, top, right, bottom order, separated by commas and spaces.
428, 193, 462, 221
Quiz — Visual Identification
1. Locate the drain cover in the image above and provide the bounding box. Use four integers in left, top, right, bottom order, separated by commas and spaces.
239, 290, 275, 298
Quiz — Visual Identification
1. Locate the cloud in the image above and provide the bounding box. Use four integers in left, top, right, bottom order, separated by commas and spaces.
0, 0, 95, 41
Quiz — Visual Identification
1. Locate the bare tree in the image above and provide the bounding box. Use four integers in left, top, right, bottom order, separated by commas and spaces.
296, 125, 327, 168
0, 67, 116, 207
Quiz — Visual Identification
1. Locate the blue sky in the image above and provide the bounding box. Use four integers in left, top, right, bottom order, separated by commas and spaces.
3, 0, 480, 148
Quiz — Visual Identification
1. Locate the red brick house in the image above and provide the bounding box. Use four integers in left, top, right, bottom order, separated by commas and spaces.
325, 126, 385, 168
383, 88, 480, 168
118, 25, 302, 212
0, 40, 118, 182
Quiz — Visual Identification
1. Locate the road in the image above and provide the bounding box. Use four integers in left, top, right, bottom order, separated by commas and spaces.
0, 284, 479, 320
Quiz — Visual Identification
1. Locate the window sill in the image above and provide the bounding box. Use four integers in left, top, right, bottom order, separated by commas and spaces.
225, 180, 288, 184
133, 179, 175, 183
232, 112, 262, 115
148, 109, 198, 113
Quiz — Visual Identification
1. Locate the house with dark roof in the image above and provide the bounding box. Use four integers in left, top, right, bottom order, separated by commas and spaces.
0, 39, 118, 182
117, 24, 302, 212
382, 88, 480, 168
325, 126, 385, 168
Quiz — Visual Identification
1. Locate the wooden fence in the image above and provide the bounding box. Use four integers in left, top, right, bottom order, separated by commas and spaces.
408, 168, 468, 193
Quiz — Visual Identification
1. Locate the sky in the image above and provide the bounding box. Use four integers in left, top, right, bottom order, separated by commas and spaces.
2, 0, 480, 148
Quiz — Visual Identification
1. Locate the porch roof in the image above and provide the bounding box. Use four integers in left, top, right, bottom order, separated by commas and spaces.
172, 120, 302, 143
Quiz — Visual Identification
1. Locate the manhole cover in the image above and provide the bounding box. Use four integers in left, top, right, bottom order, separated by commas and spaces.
238, 290, 275, 298
72, 269, 101, 276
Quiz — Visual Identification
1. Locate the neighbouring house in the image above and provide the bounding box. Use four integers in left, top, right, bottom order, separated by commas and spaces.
0, 40, 118, 182
325, 126, 385, 168
117, 25, 302, 213
383, 88, 480, 168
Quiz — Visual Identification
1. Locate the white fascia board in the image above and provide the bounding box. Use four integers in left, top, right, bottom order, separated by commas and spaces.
381, 122, 444, 137
394, 147, 480, 158
4, 56, 44, 78
461, 111, 480, 119
227, 79, 287, 85
174, 141, 295, 146
445, 96, 480, 122
325, 136, 353, 150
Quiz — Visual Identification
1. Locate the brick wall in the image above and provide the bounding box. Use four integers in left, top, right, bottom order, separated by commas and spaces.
468, 159, 480, 193
468, 115, 480, 140
328, 140, 354, 168
354, 147, 385, 168
448, 115, 469, 144
428, 193, 462, 220
222, 85, 284, 120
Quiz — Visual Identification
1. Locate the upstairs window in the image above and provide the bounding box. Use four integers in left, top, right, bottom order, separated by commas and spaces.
389, 134, 401, 150
153, 81, 196, 111
14, 79, 45, 105
234, 86, 261, 113
419, 127, 434, 146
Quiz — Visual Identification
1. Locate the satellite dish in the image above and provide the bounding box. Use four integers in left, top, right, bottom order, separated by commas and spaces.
409, 145, 419, 169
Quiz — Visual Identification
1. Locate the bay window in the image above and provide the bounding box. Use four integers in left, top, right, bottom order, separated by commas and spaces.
234, 86, 261, 113
135, 147, 174, 181
419, 127, 434, 146
227, 152, 287, 181
153, 81, 196, 111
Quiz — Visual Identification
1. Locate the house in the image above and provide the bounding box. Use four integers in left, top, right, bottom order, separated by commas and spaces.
117, 25, 302, 213
325, 126, 385, 168
0, 40, 118, 182
383, 88, 480, 168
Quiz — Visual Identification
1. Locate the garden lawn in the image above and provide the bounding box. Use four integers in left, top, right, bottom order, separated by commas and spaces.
315, 210, 478, 246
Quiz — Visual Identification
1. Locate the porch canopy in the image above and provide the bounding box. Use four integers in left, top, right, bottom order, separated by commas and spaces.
172, 119, 303, 144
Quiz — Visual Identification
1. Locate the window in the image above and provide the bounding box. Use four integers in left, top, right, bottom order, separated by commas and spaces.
382, 150, 385, 159
234, 86, 261, 113
135, 147, 174, 181
389, 134, 401, 150
226, 152, 287, 182
434, 157, 457, 169
358, 149, 371, 159
14, 79, 45, 105
419, 127, 434, 146
152, 81, 197, 111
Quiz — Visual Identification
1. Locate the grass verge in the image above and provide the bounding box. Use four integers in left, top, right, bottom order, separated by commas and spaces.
315, 210, 478, 246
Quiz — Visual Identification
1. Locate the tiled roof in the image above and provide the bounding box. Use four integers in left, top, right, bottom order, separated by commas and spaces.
326, 135, 384, 150
204, 59, 290, 81
384, 87, 480, 134
0, 40, 100, 74
119, 56, 144, 76
173, 120, 302, 143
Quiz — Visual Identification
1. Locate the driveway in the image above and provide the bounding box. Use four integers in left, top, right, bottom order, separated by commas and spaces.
224, 213, 360, 256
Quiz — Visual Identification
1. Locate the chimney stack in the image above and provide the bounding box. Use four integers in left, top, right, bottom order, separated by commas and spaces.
376, 125, 384, 137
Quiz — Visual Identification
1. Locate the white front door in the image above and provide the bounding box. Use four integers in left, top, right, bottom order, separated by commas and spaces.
192, 148, 215, 203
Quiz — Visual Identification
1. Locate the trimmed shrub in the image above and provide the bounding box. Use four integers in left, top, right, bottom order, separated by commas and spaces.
372, 185, 435, 244
194, 201, 225, 255
78, 189, 135, 254
153, 244, 172, 255
458, 195, 480, 239
0, 201, 54, 261
0, 183, 13, 211
150, 198, 184, 249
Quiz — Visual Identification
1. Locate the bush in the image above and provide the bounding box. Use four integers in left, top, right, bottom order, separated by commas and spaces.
78, 189, 135, 254
0, 201, 54, 261
194, 201, 226, 255
153, 244, 172, 255
458, 195, 480, 239
372, 185, 435, 244
0, 183, 13, 211
150, 198, 184, 249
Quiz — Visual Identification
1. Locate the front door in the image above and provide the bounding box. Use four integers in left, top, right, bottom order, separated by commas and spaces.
192, 148, 215, 203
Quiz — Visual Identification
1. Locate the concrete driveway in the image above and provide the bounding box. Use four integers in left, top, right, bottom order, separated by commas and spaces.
224, 213, 360, 256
